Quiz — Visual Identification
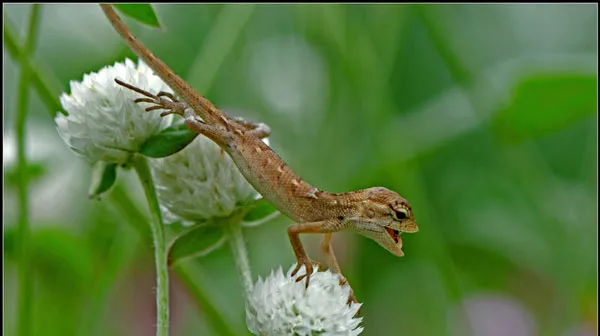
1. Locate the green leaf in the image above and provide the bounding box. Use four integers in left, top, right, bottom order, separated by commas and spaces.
167, 222, 225, 266
492, 73, 598, 143
140, 122, 198, 158
114, 4, 160, 28
243, 198, 278, 223
88, 161, 117, 199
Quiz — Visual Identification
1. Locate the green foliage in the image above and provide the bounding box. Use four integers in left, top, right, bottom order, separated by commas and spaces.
114, 4, 160, 28
493, 73, 598, 142
167, 222, 225, 266
3, 4, 597, 336
242, 198, 278, 222
88, 161, 118, 199
140, 121, 199, 158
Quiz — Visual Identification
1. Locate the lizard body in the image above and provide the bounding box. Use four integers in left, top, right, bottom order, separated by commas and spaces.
101, 5, 418, 301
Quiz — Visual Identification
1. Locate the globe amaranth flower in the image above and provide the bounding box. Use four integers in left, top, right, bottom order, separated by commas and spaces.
246, 264, 363, 336
150, 133, 267, 224
55, 58, 174, 164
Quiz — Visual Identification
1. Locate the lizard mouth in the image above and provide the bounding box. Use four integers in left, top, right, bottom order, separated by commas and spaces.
385, 227, 403, 250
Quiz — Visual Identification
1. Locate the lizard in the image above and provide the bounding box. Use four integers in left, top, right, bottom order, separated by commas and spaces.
100, 4, 419, 303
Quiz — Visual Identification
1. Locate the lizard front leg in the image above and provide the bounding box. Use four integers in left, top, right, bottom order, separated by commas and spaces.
184, 113, 271, 140
287, 220, 343, 288
230, 117, 271, 139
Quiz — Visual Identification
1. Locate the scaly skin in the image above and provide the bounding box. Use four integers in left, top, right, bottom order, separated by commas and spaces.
101, 4, 418, 304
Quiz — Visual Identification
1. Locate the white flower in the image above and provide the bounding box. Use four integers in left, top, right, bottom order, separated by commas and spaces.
151, 134, 263, 224
246, 264, 363, 336
55, 58, 174, 164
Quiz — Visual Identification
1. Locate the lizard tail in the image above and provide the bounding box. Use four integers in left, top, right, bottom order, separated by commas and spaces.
100, 4, 225, 127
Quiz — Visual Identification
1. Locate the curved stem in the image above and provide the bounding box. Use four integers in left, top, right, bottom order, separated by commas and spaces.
4, 15, 62, 116
223, 215, 254, 299
131, 155, 169, 336
109, 184, 238, 336
100, 4, 221, 126
15, 5, 41, 336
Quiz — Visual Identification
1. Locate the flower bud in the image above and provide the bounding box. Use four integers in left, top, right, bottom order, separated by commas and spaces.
246, 264, 363, 336
55, 58, 173, 164
151, 134, 263, 224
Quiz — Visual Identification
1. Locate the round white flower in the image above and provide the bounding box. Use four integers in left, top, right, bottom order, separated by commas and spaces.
246, 264, 363, 336
151, 134, 262, 224
55, 58, 174, 164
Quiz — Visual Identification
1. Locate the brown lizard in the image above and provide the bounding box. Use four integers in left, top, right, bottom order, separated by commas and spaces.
100, 4, 418, 302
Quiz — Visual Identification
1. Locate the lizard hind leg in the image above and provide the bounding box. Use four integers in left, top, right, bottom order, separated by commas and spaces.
231, 117, 271, 139
321, 233, 341, 273
321, 233, 359, 306
115, 78, 187, 117
183, 116, 232, 147
156, 91, 178, 101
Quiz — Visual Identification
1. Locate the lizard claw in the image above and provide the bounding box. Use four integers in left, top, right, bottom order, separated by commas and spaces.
147, 96, 186, 117
114, 79, 186, 117
156, 91, 178, 101
291, 259, 322, 289
339, 276, 359, 306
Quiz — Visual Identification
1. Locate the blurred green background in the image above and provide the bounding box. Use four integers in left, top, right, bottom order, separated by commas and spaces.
3, 4, 597, 336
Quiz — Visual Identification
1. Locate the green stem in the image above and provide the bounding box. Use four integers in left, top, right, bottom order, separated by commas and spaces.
108, 185, 237, 336
15, 5, 41, 336
131, 155, 169, 336
8, 8, 233, 335
223, 215, 253, 299
4, 14, 63, 116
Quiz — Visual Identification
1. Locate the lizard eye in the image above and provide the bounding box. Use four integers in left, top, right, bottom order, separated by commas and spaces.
393, 209, 408, 220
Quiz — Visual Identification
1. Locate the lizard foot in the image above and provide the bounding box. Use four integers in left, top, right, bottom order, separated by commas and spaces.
138, 94, 187, 118
291, 258, 322, 289
339, 275, 360, 306
114, 78, 186, 118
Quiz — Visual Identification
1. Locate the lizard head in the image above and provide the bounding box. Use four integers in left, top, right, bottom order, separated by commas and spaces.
351, 187, 418, 257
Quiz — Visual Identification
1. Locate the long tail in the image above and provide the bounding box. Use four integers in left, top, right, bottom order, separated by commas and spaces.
100, 4, 225, 127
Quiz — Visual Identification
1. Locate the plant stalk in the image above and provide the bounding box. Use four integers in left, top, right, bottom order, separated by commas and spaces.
131, 155, 169, 336
223, 215, 254, 299
15, 5, 41, 336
